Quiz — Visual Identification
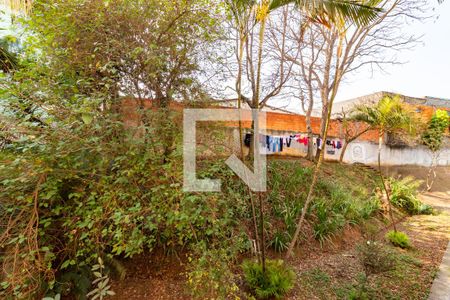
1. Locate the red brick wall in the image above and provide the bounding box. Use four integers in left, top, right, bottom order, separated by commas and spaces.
122, 99, 445, 143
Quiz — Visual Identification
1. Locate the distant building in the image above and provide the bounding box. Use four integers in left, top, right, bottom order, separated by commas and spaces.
312, 91, 450, 118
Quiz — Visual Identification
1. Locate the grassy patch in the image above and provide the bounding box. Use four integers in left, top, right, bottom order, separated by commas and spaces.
299, 268, 333, 299
386, 231, 411, 249
296, 243, 431, 300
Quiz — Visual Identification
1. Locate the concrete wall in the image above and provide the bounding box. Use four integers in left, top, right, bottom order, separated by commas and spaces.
342, 141, 450, 167
234, 128, 450, 167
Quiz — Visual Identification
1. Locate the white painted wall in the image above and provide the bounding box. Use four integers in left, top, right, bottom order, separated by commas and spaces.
342, 141, 450, 167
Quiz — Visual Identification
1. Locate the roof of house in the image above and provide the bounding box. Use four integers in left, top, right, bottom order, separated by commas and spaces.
312, 91, 450, 118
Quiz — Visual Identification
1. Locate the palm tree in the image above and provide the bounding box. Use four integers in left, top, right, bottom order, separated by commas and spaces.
351, 96, 418, 231
226, 0, 255, 159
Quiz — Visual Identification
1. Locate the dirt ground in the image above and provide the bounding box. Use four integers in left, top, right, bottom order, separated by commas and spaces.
110, 166, 450, 300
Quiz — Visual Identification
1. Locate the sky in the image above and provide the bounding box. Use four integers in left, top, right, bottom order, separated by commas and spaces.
1, 2, 449, 107
335, 1, 450, 102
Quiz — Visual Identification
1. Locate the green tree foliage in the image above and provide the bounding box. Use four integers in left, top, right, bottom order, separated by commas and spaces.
422, 109, 449, 152
0, 0, 389, 298
421, 109, 449, 190
29, 0, 221, 105
0, 0, 225, 298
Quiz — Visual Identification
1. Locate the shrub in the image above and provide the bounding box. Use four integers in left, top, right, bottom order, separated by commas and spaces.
357, 241, 396, 275
242, 259, 296, 299
389, 177, 432, 215
386, 231, 411, 249
187, 243, 245, 299
269, 231, 291, 253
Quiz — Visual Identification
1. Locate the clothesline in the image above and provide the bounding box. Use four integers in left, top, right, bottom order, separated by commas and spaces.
244, 133, 343, 154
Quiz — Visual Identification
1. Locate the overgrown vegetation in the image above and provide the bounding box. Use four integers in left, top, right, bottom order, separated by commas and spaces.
267, 161, 380, 248
389, 177, 433, 215
0, 0, 439, 299
298, 239, 436, 300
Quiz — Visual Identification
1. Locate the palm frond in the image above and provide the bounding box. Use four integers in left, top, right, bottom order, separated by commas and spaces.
351, 95, 421, 136
270, 0, 382, 27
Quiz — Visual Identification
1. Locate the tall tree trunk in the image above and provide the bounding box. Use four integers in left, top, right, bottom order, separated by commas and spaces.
315, 105, 328, 161
305, 95, 314, 161
426, 152, 438, 191
237, 33, 246, 161
254, 15, 267, 271
377, 131, 397, 232
339, 140, 348, 163
286, 95, 332, 259
286, 34, 344, 258
259, 192, 266, 272
236, 27, 260, 260
306, 127, 314, 161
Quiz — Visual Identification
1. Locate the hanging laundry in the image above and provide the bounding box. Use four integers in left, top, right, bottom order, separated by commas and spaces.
272, 137, 282, 152
244, 133, 252, 147
266, 136, 272, 151
286, 137, 292, 147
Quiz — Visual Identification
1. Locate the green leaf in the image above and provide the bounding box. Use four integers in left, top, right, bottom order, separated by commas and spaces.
82, 113, 93, 125
93, 271, 102, 278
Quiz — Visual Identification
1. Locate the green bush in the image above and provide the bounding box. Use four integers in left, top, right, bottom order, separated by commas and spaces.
389, 177, 432, 215
357, 241, 396, 275
386, 231, 411, 249
187, 242, 247, 299
422, 109, 450, 152
242, 259, 296, 299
